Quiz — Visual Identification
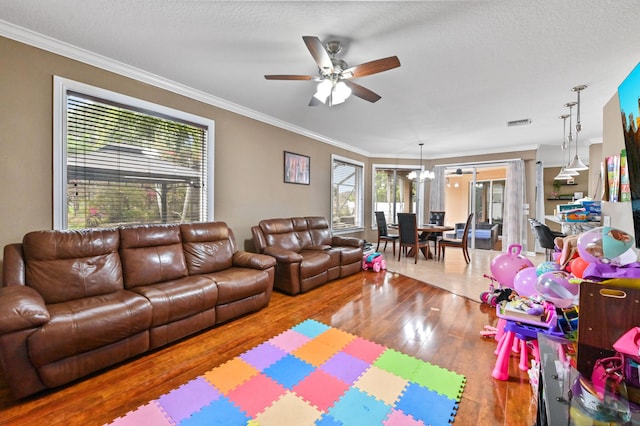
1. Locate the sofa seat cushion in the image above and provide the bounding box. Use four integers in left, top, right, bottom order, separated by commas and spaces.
128, 276, 218, 327
299, 251, 333, 278
330, 246, 363, 265
28, 290, 152, 368
206, 268, 272, 305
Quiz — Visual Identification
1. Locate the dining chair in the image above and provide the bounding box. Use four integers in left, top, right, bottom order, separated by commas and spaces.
397, 213, 430, 263
374, 211, 399, 256
438, 213, 474, 264
532, 222, 565, 261
426, 211, 445, 252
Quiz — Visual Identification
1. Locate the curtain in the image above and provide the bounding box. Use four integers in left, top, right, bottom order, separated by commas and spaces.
429, 165, 446, 212
503, 160, 526, 251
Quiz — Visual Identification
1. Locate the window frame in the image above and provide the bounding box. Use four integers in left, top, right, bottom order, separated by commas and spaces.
371, 163, 423, 227
53, 76, 215, 230
330, 154, 365, 234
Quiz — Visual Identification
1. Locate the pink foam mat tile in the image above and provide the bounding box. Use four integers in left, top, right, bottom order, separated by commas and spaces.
226, 372, 287, 417
341, 336, 386, 363
292, 369, 350, 412
106, 401, 173, 426
268, 329, 311, 352
383, 408, 425, 425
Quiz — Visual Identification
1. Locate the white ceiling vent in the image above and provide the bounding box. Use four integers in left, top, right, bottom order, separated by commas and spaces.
507, 118, 532, 127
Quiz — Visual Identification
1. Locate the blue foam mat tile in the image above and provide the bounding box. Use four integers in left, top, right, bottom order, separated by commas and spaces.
327, 387, 391, 425
395, 382, 459, 426
315, 413, 343, 426
263, 354, 316, 389
292, 319, 331, 338
179, 395, 249, 426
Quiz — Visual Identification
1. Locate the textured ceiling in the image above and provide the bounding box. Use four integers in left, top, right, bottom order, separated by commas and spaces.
1, 0, 638, 161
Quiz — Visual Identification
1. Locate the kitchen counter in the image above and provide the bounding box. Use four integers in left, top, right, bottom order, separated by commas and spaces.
544, 215, 600, 235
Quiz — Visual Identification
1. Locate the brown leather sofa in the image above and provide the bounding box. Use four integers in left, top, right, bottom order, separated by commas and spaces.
251, 216, 363, 295
0, 221, 276, 399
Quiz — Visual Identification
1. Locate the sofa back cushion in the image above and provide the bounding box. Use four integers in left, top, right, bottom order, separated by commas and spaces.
181, 222, 235, 274
23, 228, 123, 304
306, 217, 332, 246
259, 218, 302, 252
292, 217, 313, 248
119, 224, 188, 289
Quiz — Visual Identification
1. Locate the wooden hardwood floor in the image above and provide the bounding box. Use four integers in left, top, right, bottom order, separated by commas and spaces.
0, 271, 538, 425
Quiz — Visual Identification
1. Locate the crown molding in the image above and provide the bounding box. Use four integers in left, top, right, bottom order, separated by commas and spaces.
0, 20, 370, 157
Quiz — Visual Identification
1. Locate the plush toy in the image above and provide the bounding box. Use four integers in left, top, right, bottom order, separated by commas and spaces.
554, 234, 579, 269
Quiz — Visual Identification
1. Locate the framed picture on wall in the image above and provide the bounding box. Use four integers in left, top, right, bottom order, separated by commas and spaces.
284, 151, 310, 185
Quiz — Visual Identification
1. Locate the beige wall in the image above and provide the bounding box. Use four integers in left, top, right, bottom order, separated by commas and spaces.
1, 36, 542, 277
0, 37, 364, 259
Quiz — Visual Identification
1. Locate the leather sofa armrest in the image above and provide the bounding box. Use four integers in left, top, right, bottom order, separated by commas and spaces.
332, 236, 364, 248
0, 286, 50, 334
251, 226, 267, 254
3, 243, 26, 286
232, 251, 277, 270
264, 247, 303, 263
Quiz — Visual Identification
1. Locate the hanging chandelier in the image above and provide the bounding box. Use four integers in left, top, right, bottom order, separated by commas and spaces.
407, 143, 434, 181
565, 84, 589, 172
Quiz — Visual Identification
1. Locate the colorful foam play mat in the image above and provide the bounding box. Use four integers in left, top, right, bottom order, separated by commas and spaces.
108, 319, 466, 425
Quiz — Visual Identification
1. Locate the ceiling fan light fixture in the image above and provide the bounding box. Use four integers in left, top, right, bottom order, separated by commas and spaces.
331, 81, 352, 105
313, 79, 332, 104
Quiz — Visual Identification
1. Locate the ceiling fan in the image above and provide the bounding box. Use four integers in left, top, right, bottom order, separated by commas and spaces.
265, 36, 400, 106
446, 168, 473, 176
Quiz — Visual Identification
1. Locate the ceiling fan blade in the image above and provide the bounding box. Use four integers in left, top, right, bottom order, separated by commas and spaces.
342, 56, 401, 79
264, 74, 316, 80
302, 36, 333, 72
343, 80, 381, 103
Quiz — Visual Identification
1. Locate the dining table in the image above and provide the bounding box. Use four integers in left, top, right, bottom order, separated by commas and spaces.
416, 224, 455, 259
390, 223, 455, 260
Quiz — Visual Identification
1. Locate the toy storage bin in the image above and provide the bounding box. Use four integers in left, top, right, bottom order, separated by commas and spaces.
577, 281, 640, 381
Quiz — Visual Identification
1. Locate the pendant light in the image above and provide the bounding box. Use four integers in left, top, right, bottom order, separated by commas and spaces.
554, 114, 574, 180
407, 143, 434, 181
565, 85, 589, 171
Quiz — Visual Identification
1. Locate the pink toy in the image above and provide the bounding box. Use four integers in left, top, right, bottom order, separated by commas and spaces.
362, 252, 386, 272
490, 244, 534, 288
513, 266, 538, 298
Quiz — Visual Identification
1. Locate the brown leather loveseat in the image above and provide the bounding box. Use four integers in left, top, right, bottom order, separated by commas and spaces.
0, 221, 276, 399
251, 216, 363, 295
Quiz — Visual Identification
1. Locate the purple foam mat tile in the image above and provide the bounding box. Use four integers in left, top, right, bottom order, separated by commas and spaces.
268, 329, 311, 352
240, 341, 288, 371
157, 376, 221, 423
320, 351, 370, 384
